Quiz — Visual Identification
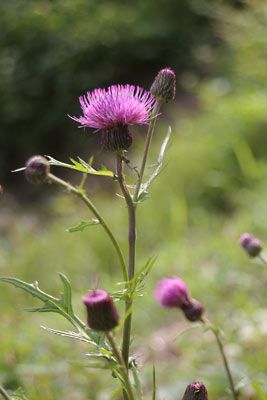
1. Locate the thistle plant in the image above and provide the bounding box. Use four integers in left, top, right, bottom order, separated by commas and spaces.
1, 68, 241, 399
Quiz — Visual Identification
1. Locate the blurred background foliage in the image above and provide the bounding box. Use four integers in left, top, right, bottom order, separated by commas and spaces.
0, 0, 243, 184
1, 0, 267, 399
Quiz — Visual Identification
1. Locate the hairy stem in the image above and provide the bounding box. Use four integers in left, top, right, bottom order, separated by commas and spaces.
202, 318, 238, 400
0, 386, 12, 400
106, 332, 135, 400
116, 155, 136, 375
47, 173, 127, 282
133, 101, 162, 203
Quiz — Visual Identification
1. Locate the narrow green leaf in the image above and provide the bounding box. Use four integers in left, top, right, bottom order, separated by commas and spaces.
138, 126, 172, 201
131, 361, 143, 400
130, 256, 157, 297
46, 156, 115, 177
59, 273, 73, 315
66, 219, 100, 233
41, 326, 94, 344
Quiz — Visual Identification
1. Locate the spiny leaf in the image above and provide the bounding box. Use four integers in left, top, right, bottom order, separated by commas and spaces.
66, 219, 100, 233
0, 274, 81, 329
130, 256, 157, 297
41, 326, 93, 344
46, 156, 115, 178
138, 126, 172, 201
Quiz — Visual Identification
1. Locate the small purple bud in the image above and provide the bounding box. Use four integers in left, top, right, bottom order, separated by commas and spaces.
240, 233, 262, 257
182, 299, 205, 322
155, 278, 190, 308
25, 155, 50, 184
82, 289, 119, 332
150, 67, 176, 102
182, 381, 208, 400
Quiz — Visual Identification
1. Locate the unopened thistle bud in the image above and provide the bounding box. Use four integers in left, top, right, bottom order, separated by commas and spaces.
82, 289, 119, 332
150, 68, 176, 102
101, 123, 132, 152
154, 278, 190, 308
182, 381, 208, 400
25, 155, 50, 184
182, 299, 204, 322
239, 233, 262, 258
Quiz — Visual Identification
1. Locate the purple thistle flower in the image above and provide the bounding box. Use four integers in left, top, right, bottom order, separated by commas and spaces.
71, 84, 156, 151
182, 381, 208, 400
240, 232, 262, 257
154, 278, 190, 308
82, 289, 119, 332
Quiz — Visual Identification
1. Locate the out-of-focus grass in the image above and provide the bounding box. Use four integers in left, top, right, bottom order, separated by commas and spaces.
1, 79, 267, 400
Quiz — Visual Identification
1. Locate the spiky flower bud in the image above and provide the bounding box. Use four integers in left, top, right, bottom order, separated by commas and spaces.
240, 233, 262, 258
150, 68, 176, 102
154, 278, 190, 308
82, 289, 119, 332
182, 299, 204, 322
182, 381, 208, 400
25, 155, 50, 184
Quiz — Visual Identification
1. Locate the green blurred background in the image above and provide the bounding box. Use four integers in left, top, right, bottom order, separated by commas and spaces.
1, 0, 267, 399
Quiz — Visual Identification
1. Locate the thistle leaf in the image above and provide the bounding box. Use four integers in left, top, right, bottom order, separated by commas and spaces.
46, 156, 115, 178
138, 126, 172, 201
66, 219, 100, 233
0, 274, 84, 330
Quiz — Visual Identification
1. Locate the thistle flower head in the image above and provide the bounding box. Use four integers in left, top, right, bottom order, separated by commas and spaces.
25, 155, 50, 184
71, 85, 156, 151
182, 381, 208, 400
150, 67, 176, 102
154, 278, 190, 308
82, 289, 119, 331
240, 233, 262, 257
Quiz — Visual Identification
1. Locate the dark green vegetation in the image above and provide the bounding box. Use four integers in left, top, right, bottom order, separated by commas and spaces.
1, 1, 267, 399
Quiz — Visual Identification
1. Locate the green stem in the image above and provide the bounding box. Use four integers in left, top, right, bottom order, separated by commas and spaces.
47, 173, 127, 282
0, 386, 12, 400
133, 101, 162, 204
106, 332, 135, 400
201, 318, 238, 400
116, 154, 136, 375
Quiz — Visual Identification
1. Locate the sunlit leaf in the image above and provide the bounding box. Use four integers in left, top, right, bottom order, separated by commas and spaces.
137, 126, 172, 201
46, 156, 115, 178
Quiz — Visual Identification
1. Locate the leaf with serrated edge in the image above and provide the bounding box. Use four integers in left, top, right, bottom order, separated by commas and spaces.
46, 156, 114, 177
0, 274, 97, 342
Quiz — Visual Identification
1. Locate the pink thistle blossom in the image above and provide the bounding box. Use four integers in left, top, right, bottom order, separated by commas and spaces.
154, 278, 190, 308
70, 84, 156, 151
82, 289, 119, 331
